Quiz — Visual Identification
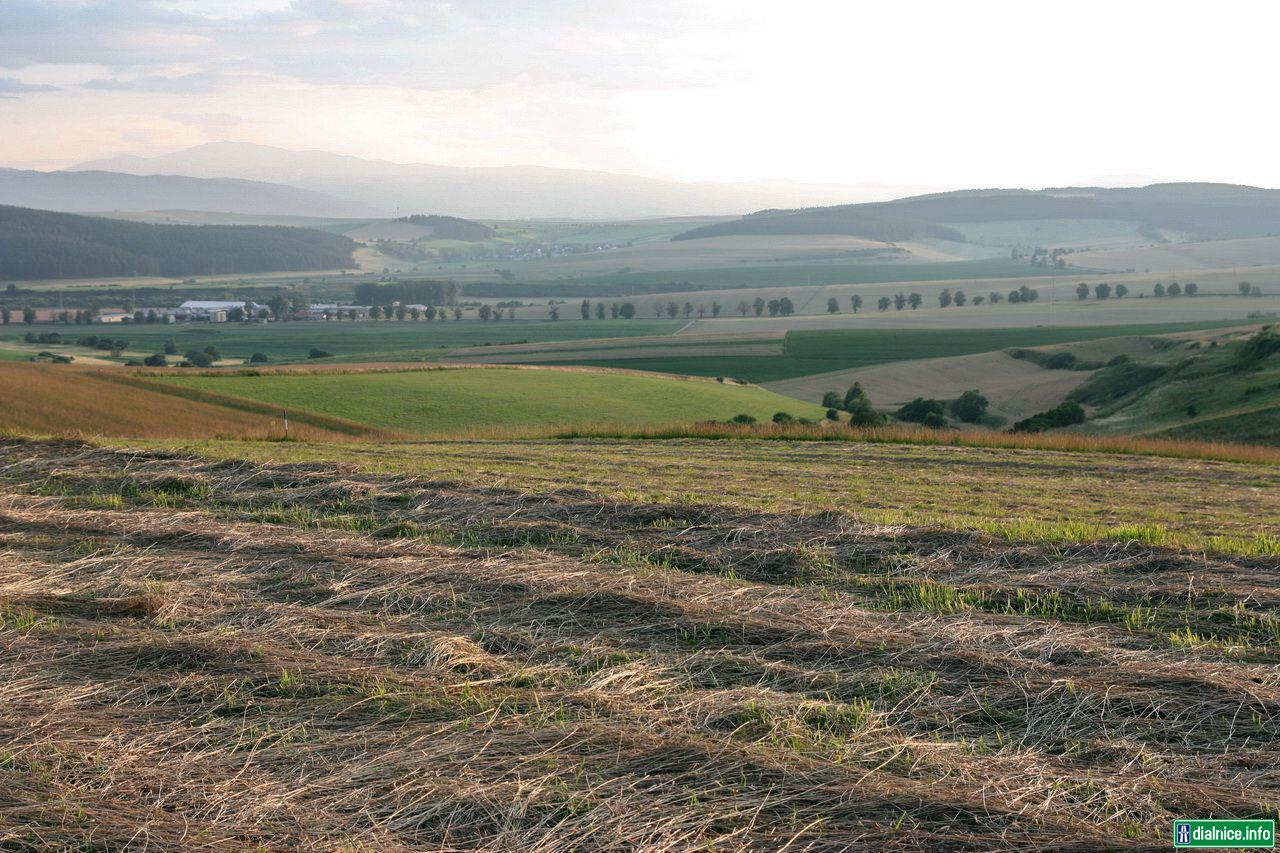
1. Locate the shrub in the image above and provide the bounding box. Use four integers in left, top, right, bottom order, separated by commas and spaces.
1046, 352, 1077, 370
921, 412, 948, 429
825, 408, 840, 421
1012, 401, 1086, 433
184, 351, 213, 368
249, 352, 270, 364
771, 411, 794, 424
821, 391, 842, 409
308, 348, 333, 359
143, 354, 167, 367
729, 413, 757, 425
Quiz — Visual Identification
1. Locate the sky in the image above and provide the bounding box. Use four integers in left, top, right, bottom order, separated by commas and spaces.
0, 0, 1276, 188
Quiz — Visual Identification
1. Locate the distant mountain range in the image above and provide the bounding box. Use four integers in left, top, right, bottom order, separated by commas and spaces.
0, 167, 377, 218
673, 183, 1280, 242
69, 141, 933, 220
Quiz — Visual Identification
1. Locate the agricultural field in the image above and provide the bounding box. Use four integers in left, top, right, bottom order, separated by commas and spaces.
519, 322, 1256, 383
0, 320, 685, 365
148, 366, 824, 436
1067, 235, 1280, 273
2, 436, 1279, 848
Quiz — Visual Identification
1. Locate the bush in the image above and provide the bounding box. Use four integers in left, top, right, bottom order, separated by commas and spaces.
825, 408, 840, 421
921, 412, 948, 429
895, 397, 946, 423
948, 389, 989, 423
184, 351, 213, 368
249, 352, 270, 364
143, 354, 167, 367
821, 391, 842, 409
729, 413, 756, 425
308, 348, 333, 359
1012, 401, 1086, 433
771, 411, 794, 424
1045, 352, 1077, 370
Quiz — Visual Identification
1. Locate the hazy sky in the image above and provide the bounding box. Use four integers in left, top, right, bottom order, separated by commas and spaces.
0, 0, 1274, 187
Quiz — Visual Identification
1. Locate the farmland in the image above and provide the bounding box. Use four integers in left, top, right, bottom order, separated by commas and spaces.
147, 366, 826, 435
2, 436, 1279, 849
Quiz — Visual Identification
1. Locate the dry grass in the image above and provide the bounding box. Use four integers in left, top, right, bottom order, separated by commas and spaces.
548, 420, 1280, 465
1, 439, 1279, 849
0, 364, 379, 442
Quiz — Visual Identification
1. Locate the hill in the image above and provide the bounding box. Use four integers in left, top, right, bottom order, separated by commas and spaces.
1066, 235, 1280, 272
0, 168, 373, 217
0, 205, 357, 279
395, 214, 494, 241
1, 435, 1277, 848
72, 141, 930, 220
674, 183, 1280, 244
149, 365, 826, 435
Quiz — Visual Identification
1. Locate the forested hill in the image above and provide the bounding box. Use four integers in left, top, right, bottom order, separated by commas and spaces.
673, 183, 1280, 242
0, 205, 357, 280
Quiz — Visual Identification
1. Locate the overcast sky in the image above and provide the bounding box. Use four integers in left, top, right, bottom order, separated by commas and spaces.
0, 0, 1275, 188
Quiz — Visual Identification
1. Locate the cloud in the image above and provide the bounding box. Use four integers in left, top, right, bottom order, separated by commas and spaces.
0, 76, 57, 99
83, 72, 224, 92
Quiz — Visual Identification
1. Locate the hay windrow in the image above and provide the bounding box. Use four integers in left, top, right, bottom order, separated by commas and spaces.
1, 438, 1278, 849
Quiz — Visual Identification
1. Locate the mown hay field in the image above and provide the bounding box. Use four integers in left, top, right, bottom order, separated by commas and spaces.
2, 438, 1279, 849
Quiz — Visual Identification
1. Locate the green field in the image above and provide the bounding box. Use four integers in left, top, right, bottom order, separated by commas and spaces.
0, 320, 684, 363
531, 321, 1252, 382
153, 367, 825, 434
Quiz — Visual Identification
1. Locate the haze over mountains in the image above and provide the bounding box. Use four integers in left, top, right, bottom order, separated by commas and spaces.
69, 142, 932, 220
0, 168, 377, 218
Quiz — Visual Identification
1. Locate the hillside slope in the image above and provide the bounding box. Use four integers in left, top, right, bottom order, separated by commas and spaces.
675, 183, 1280, 243
0, 168, 374, 217
0, 205, 357, 279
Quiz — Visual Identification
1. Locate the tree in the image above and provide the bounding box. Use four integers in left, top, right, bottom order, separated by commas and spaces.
683, 302, 694, 318
1184, 282, 1198, 296
133, 310, 145, 324
737, 300, 750, 316
410, 307, 421, 320
1076, 282, 1090, 300
850, 294, 863, 313
893, 293, 906, 311
23, 307, 35, 324
1012, 401, 1086, 433
548, 304, 560, 320
619, 302, 636, 319
1153, 283, 1165, 297
203, 346, 221, 362
369, 305, 382, 320
771, 411, 794, 424
895, 397, 946, 423
1008, 290, 1021, 304
877, 296, 891, 311
1167, 282, 1182, 297
711, 302, 722, 318
308, 348, 332, 359
662, 301, 677, 319
0, 307, 9, 324
595, 302, 606, 320
767, 299, 781, 317
453, 307, 463, 320
348, 308, 359, 321
1240, 281, 1253, 296
908, 292, 922, 310
382, 304, 395, 320
1018, 285, 1039, 302
478, 304, 493, 321
1095, 283, 1111, 300
844, 384, 884, 426
989, 292, 1002, 304
143, 353, 167, 367
268, 294, 289, 320
228, 306, 246, 322
184, 350, 213, 367
843, 382, 869, 409
778, 297, 794, 316
609, 303, 619, 319
249, 352, 269, 363
826, 297, 839, 314
949, 389, 989, 423
825, 408, 840, 421
697, 305, 705, 319
953, 290, 967, 307
581, 299, 591, 320
821, 391, 842, 409
939, 288, 953, 308
752, 297, 765, 317
1115, 284, 1129, 298
973, 296, 985, 306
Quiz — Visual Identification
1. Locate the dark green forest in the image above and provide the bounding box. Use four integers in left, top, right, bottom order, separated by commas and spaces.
0, 205, 357, 280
